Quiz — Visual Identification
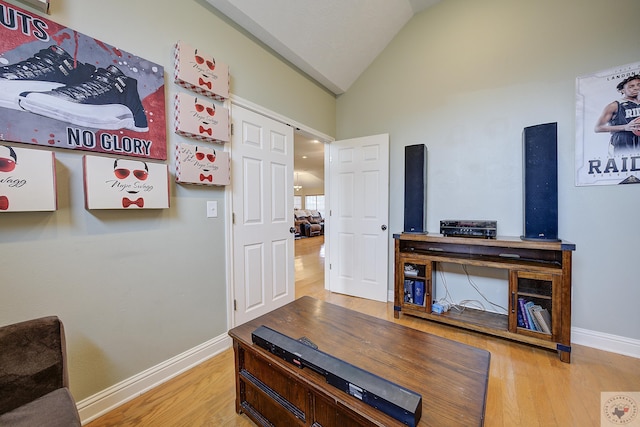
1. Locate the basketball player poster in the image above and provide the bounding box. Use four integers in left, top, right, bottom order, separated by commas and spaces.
575, 61, 640, 186
0, 0, 167, 160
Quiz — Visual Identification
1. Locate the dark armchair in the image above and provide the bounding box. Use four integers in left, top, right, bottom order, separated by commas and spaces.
294, 209, 324, 237
305, 210, 324, 237
0, 316, 81, 426
294, 209, 310, 237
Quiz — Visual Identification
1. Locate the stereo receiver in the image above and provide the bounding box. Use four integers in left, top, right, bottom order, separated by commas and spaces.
440, 220, 497, 239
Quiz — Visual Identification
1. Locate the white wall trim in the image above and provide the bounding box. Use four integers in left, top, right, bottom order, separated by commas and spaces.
229, 94, 334, 144
572, 327, 640, 359
223, 96, 235, 333
76, 333, 231, 425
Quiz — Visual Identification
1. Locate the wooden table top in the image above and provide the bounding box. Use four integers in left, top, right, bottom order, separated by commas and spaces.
229, 296, 491, 426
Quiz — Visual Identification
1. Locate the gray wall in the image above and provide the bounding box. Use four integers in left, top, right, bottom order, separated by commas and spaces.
336, 0, 640, 340
0, 0, 335, 400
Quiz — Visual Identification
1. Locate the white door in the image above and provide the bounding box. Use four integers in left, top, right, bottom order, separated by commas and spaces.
231, 104, 295, 326
328, 134, 389, 302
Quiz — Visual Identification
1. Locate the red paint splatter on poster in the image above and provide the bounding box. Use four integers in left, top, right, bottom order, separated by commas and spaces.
52, 32, 70, 45
73, 31, 80, 67
94, 39, 111, 53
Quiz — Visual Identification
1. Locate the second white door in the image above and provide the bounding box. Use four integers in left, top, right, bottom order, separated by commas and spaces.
328, 134, 389, 302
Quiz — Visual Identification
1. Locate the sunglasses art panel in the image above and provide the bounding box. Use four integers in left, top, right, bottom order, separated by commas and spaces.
0, 0, 167, 160
175, 142, 230, 186
174, 40, 229, 102
0, 144, 56, 212
174, 92, 229, 144
83, 154, 170, 209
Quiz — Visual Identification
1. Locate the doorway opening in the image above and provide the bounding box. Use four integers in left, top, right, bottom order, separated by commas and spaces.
294, 130, 327, 291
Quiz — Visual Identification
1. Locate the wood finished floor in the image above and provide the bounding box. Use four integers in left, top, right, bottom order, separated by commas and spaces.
86, 236, 640, 426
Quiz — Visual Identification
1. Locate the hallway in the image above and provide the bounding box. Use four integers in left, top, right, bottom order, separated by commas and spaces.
294, 235, 390, 317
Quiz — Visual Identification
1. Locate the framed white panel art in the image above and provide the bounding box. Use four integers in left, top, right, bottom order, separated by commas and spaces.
175, 142, 230, 186
0, 144, 56, 212
174, 40, 229, 101
174, 92, 229, 144
83, 154, 169, 209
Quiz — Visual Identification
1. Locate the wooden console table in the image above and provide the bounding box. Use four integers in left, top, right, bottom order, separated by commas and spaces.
229, 296, 491, 426
394, 233, 575, 362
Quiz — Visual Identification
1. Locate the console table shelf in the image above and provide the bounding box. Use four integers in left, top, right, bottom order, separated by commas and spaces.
394, 233, 575, 362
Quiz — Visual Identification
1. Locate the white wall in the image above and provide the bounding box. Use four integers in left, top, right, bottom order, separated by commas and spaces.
0, 0, 335, 401
337, 0, 640, 341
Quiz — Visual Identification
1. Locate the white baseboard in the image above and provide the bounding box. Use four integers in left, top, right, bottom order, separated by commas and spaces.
76, 317, 640, 425
571, 327, 640, 359
77, 333, 231, 425
388, 289, 640, 359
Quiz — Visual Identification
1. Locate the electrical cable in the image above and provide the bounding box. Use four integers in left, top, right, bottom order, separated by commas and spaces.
461, 265, 508, 314
433, 263, 508, 314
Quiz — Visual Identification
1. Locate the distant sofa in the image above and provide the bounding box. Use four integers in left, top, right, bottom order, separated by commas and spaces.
294, 209, 324, 237
0, 316, 81, 427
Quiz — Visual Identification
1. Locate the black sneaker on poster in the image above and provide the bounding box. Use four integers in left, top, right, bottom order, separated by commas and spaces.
18, 65, 149, 132
0, 45, 95, 110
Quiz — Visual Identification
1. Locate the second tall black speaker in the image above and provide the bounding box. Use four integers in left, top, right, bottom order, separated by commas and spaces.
404, 144, 428, 234
522, 122, 559, 241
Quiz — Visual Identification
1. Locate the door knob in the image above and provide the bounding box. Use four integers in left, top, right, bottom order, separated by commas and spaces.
289, 227, 296, 234
381, 224, 387, 231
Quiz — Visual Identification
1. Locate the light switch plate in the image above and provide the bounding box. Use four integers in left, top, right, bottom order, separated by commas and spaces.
206, 201, 218, 218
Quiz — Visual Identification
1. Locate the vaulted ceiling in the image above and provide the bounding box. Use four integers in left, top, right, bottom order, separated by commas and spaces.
204, 1, 442, 191
205, 0, 441, 95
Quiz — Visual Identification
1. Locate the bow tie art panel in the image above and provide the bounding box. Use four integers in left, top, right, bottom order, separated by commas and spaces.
175, 142, 230, 186
173, 40, 231, 187
174, 41, 229, 102
0, 144, 57, 212
174, 92, 230, 144
83, 154, 170, 209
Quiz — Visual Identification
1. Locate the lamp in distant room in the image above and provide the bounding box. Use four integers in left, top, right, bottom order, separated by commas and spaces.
294, 173, 302, 192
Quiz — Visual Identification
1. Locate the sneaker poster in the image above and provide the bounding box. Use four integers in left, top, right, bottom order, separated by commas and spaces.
0, 1, 167, 160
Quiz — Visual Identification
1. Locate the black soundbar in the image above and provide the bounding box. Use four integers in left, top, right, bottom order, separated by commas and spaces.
251, 325, 422, 427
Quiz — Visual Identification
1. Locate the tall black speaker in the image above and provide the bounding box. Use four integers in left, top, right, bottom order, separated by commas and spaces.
404, 144, 428, 234
522, 122, 559, 241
